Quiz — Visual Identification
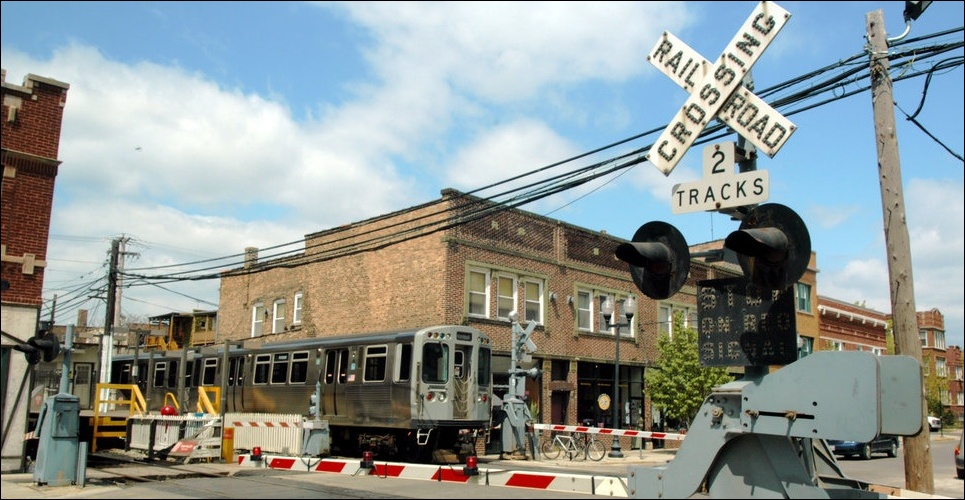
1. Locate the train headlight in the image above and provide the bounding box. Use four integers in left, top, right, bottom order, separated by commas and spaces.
437, 392, 447, 402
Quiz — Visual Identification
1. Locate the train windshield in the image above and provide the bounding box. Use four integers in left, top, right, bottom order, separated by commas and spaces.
422, 342, 449, 383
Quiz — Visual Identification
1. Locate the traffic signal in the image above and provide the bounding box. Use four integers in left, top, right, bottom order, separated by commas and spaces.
724, 203, 811, 290
615, 221, 691, 300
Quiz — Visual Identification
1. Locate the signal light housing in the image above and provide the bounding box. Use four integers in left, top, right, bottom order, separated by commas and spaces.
724, 203, 811, 290
463, 454, 479, 476
615, 221, 691, 300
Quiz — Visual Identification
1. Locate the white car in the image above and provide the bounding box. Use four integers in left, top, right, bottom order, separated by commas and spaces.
927, 416, 942, 432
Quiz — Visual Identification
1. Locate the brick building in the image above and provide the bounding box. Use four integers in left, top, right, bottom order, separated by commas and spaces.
218, 188, 822, 444
0, 69, 70, 472
816, 296, 889, 355
946, 345, 964, 423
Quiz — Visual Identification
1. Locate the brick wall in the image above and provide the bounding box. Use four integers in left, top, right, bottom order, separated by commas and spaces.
1, 70, 70, 306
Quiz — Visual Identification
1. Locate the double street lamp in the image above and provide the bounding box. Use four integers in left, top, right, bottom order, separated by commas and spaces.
601, 295, 635, 458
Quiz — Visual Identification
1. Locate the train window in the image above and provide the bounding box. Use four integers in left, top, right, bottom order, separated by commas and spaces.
337, 349, 348, 384
202, 358, 218, 385
254, 354, 271, 385
153, 362, 167, 387
422, 342, 449, 383
271, 352, 290, 384
115, 363, 131, 384
324, 351, 336, 384
363, 345, 387, 382
290, 351, 309, 384
395, 343, 412, 382
479, 347, 492, 386
454, 350, 465, 379
167, 361, 179, 388
237, 357, 245, 385
190, 359, 202, 388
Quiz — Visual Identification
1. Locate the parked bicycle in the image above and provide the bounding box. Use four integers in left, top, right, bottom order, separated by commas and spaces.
540, 430, 606, 461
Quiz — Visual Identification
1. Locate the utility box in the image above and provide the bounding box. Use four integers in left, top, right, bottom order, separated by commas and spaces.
33, 393, 81, 486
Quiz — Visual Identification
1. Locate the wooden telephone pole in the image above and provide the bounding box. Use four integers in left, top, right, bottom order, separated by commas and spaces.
866, 8, 933, 494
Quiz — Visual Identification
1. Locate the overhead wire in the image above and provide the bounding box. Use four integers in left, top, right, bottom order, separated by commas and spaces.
45, 29, 964, 322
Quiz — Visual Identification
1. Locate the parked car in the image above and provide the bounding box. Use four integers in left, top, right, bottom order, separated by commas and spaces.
927, 416, 942, 432
955, 431, 963, 479
826, 435, 899, 460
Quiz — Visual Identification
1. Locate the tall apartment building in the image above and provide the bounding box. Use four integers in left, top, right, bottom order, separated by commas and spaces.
0, 69, 70, 472
218, 188, 821, 441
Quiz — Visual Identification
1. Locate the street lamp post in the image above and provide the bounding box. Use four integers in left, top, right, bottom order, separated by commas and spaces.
602, 295, 635, 458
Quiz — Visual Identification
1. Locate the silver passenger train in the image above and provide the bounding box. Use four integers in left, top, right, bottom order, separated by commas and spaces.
110, 325, 494, 461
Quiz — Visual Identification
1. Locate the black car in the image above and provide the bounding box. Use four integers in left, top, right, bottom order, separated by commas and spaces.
826, 434, 899, 460
955, 431, 963, 479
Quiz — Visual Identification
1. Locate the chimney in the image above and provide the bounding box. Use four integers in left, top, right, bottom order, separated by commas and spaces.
244, 247, 258, 268
77, 309, 88, 327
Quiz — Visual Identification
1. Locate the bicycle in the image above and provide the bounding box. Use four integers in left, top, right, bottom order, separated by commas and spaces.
540, 431, 606, 461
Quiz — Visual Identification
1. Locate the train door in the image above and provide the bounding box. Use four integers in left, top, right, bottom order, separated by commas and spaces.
225, 355, 245, 413
452, 346, 470, 419
322, 348, 349, 417
199, 357, 219, 412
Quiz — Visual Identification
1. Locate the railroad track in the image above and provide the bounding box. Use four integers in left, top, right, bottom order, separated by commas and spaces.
86, 449, 232, 484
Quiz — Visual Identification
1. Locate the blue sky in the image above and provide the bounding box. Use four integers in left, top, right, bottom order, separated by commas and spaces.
2, 1, 962, 349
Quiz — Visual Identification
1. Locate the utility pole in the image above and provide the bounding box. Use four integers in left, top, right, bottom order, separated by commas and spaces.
866, 8, 933, 494
100, 238, 120, 385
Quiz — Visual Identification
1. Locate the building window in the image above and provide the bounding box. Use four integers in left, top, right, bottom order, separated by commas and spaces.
658, 303, 694, 339
467, 266, 545, 322
920, 330, 928, 348
577, 290, 593, 331
795, 283, 811, 313
468, 268, 489, 318
522, 279, 543, 324
293, 292, 303, 324
251, 302, 265, 337
496, 275, 517, 320
798, 336, 813, 358
934, 331, 946, 349
273, 299, 286, 333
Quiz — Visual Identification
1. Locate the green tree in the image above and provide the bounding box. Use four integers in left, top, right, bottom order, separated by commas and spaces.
644, 311, 733, 428
923, 359, 948, 424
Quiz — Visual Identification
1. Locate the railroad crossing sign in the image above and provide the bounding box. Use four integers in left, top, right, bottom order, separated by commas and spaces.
646, 1, 795, 176
671, 142, 769, 213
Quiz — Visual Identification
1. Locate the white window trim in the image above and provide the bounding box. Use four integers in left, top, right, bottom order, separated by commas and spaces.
521, 278, 544, 325
272, 299, 286, 334
495, 273, 518, 321
293, 292, 303, 325
468, 268, 491, 319
576, 289, 594, 332
251, 302, 265, 338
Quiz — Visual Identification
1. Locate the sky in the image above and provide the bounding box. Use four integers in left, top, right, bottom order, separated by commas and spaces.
2, 1, 963, 349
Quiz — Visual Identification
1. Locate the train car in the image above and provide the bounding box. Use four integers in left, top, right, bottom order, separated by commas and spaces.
109, 325, 493, 461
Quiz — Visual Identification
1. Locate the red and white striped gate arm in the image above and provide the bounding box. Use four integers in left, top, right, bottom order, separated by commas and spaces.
532, 423, 686, 441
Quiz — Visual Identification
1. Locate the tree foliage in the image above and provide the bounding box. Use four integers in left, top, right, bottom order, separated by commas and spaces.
644, 311, 733, 427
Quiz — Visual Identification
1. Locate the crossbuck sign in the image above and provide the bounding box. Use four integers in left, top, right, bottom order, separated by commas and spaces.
646, 1, 795, 176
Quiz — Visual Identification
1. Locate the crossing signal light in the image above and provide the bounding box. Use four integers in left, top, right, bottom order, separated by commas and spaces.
615, 221, 691, 300
13, 329, 60, 365
724, 203, 811, 290
14, 343, 42, 365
